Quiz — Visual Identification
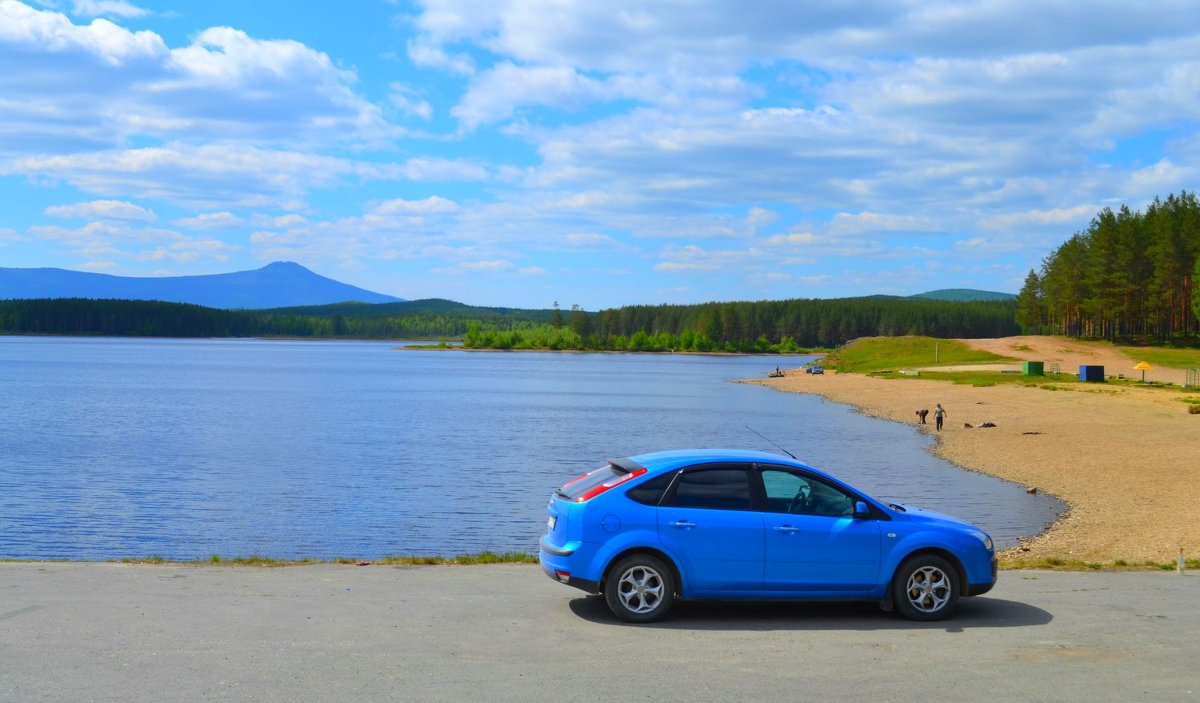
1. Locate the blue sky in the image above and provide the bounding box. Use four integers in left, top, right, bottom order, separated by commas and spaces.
2, 1, 1199, 308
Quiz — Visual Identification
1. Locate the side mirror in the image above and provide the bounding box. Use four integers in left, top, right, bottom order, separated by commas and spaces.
854, 501, 870, 518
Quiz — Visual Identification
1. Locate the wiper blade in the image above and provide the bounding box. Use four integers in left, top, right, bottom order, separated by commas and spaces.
888, 503, 907, 512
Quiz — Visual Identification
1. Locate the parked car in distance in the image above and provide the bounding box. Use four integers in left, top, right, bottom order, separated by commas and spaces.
540, 449, 996, 623
809, 365, 824, 375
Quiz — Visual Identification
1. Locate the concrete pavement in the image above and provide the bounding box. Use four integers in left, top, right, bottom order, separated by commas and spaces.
1, 563, 1196, 702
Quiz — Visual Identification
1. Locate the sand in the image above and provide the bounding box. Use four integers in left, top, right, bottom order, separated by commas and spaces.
750, 338, 1200, 564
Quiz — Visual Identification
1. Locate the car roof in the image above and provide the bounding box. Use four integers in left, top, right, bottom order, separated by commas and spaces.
625, 448, 817, 474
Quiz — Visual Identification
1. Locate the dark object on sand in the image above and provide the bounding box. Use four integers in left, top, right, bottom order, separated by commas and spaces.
916, 409, 929, 424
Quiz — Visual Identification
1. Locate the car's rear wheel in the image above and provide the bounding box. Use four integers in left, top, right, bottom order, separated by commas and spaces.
892, 554, 960, 621
604, 554, 675, 623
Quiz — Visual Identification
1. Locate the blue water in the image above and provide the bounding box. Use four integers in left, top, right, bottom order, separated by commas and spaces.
0, 336, 1060, 560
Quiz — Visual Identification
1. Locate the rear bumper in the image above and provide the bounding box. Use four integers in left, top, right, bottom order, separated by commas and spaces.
540, 563, 600, 593
539, 535, 576, 556
539, 536, 599, 593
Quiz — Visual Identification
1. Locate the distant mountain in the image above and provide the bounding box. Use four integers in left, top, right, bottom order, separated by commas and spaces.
0, 262, 403, 309
909, 288, 1016, 302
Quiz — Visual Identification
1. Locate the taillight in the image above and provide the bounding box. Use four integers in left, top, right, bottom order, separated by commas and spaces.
573, 468, 647, 502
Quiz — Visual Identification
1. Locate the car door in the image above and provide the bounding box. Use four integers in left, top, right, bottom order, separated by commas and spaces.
656, 463, 764, 595
758, 466, 882, 592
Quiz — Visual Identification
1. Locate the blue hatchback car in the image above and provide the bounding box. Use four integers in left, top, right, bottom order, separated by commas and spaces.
540, 449, 997, 622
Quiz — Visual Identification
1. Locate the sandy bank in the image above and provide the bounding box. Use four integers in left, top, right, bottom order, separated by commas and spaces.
750, 370, 1200, 563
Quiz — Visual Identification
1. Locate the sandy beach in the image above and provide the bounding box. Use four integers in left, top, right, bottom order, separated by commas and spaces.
751, 337, 1200, 564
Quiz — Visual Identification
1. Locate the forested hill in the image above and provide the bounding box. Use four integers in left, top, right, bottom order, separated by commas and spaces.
910, 289, 1016, 302
1016, 191, 1200, 341
0, 295, 1018, 349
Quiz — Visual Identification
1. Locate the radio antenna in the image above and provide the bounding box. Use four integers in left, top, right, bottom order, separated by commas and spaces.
745, 425, 797, 460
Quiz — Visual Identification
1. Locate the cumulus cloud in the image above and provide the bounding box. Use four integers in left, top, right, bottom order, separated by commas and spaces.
0, 1, 392, 154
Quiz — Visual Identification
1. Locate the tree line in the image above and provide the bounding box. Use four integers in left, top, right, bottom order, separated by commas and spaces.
0, 295, 1019, 349
0, 299, 545, 339
466, 297, 1019, 351
1016, 191, 1200, 341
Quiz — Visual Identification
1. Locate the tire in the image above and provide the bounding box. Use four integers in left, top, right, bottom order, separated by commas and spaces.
892, 554, 960, 621
603, 554, 676, 623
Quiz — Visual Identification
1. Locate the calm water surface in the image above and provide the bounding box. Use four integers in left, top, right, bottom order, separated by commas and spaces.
0, 336, 1061, 560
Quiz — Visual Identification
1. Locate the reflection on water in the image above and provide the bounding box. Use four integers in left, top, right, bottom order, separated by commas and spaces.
0, 336, 1061, 560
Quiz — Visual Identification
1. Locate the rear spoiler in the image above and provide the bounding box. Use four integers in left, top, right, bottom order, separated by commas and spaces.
607, 457, 647, 474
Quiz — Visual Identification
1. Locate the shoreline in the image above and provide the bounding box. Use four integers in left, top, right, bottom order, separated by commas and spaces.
750, 370, 1200, 564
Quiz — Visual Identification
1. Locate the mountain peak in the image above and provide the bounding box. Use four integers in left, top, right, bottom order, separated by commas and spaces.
260, 261, 309, 272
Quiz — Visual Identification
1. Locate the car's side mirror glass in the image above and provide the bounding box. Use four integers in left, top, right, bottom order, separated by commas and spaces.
854, 501, 870, 518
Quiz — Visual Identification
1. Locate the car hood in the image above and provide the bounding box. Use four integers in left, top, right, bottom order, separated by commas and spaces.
895, 505, 979, 532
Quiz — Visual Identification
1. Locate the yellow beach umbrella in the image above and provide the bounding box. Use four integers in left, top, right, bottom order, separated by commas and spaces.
1134, 360, 1152, 382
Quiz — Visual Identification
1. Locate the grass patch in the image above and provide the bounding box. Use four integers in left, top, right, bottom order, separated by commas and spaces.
373, 551, 538, 565
870, 369, 1078, 388
103, 551, 540, 567
825, 336, 1014, 373
1113, 345, 1200, 369
1000, 556, 1200, 571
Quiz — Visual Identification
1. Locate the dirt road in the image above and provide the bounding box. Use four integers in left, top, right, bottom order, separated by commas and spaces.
957, 335, 1189, 385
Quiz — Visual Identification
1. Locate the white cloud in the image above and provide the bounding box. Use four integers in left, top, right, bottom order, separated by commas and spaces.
78, 259, 116, 271
45, 199, 156, 221
6, 143, 372, 208
172, 211, 244, 230
372, 196, 459, 215
71, 0, 147, 18
389, 82, 434, 121
0, 2, 393, 153
453, 62, 640, 130
27, 218, 238, 264
431, 259, 516, 274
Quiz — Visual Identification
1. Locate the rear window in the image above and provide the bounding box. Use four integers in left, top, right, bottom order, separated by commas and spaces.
625, 472, 675, 505
556, 465, 625, 500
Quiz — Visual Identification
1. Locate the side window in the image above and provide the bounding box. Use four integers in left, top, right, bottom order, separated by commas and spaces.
761, 468, 855, 517
625, 472, 676, 506
666, 467, 751, 511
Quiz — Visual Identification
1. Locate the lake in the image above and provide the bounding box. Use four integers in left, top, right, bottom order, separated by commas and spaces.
0, 336, 1061, 560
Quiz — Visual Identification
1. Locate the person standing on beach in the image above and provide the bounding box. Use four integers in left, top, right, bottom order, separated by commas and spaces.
934, 403, 946, 431
916, 408, 928, 424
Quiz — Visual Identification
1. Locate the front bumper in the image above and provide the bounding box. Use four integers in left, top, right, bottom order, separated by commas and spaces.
967, 555, 999, 596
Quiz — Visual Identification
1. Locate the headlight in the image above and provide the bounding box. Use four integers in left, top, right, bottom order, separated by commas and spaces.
971, 531, 994, 551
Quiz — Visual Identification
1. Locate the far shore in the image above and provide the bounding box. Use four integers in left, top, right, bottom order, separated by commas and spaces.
750, 362, 1200, 564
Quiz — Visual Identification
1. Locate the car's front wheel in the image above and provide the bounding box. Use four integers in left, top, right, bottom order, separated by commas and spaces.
892, 554, 960, 621
604, 554, 675, 623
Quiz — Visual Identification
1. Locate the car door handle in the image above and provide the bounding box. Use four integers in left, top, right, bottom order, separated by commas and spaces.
774, 525, 801, 534
669, 520, 696, 529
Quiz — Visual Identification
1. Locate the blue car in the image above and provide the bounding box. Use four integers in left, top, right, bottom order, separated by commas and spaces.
540, 449, 996, 623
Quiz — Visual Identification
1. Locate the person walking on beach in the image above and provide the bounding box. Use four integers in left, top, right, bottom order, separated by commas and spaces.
934, 403, 946, 431
916, 408, 928, 424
